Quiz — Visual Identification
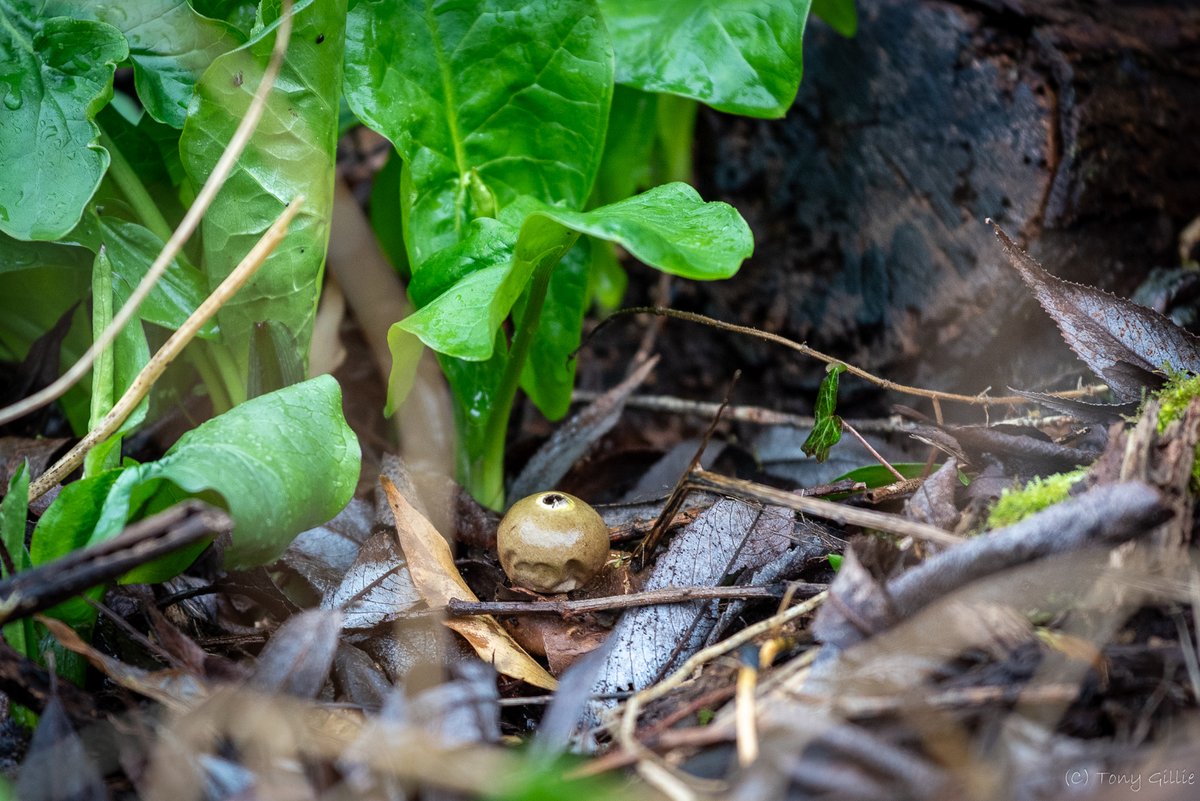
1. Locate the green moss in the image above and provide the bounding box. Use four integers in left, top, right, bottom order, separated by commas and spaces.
1154, 370, 1200, 433
1149, 370, 1200, 488
985, 469, 1088, 530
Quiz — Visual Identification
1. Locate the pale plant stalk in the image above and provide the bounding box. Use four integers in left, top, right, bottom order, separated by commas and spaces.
0, 0, 296, 428
28, 197, 306, 502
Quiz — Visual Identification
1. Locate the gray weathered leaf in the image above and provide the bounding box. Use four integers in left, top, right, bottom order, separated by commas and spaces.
993, 222, 1200, 399
585, 499, 791, 721
249, 608, 343, 699
322, 529, 420, 630
509, 356, 658, 501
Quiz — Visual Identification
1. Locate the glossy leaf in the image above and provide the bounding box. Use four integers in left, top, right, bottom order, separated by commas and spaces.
34, 376, 361, 590
398, 184, 751, 363
75, 214, 215, 336
802, 363, 845, 462
599, 0, 810, 118
180, 0, 345, 370
530, 183, 753, 281
992, 223, 1200, 401
0, 2, 128, 240
832, 462, 939, 488
50, 0, 245, 128
516, 243, 590, 419
344, 0, 614, 265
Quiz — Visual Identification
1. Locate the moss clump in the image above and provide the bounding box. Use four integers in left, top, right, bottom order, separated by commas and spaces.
986, 469, 1088, 530
1154, 370, 1200, 433
1150, 370, 1200, 488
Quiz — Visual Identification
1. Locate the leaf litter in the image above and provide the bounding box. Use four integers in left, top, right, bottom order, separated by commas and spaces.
9, 187, 1200, 801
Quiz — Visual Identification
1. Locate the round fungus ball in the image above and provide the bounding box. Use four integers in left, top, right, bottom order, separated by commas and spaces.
497, 491, 609, 593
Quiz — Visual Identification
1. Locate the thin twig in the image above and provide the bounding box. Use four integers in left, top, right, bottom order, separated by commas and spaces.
0, 1, 296, 428
635, 372, 740, 569
616, 591, 826, 742
842, 420, 905, 482
444, 583, 824, 617
687, 469, 964, 547
597, 307, 1109, 407
28, 197, 305, 500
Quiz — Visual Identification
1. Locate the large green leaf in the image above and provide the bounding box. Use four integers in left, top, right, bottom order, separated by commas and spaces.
48, 0, 245, 128
599, 0, 810, 118
344, 0, 614, 266
180, 0, 345, 370
394, 183, 750, 422
70, 213, 215, 336
33, 376, 361, 589
0, 254, 90, 361
398, 183, 750, 363
0, 2, 128, 240
515, 242, 590, 419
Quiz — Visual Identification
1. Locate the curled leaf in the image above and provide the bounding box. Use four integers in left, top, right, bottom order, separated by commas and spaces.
380, 477, 557, 690
802, 362, 846, 462
992, 222, 1200, 400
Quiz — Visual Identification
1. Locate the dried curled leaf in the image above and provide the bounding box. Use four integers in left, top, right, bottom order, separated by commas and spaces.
380, 477, 557, 690
992, 222, 1200, 400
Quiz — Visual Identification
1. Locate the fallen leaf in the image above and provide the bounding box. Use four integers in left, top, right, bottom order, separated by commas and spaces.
380, 476, 557, 690
250, 609, 343, 699
322, 529, 421, 630
17, 694, 105, 801
40, 616, 208, 711
993, 222, 1200, 399
510, 355, 659, 501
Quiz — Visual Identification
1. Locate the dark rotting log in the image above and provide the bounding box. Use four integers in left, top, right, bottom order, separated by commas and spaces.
670, 0, 1200, 410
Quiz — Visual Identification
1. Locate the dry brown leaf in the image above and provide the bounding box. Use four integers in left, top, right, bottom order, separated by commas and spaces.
40, 615, 209, 710
380, 476, 558, 690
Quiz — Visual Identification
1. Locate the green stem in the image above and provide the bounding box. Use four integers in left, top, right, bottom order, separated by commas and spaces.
207, 342, 247, 408
190, 348, 233, 414
84, 246, 120, 477
472, 239, 576, 509
98, 127, 174, 244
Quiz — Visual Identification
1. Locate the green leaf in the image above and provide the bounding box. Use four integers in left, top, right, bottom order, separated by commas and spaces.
75, 214, 215, 336
1, 461, 30, 578
831, 462, 937, 489
368, 148, 410, 277
94, 104, 189, 231
29, 470, 122, 626
0, 253, 90, 362
599, 0, 810, 118
1, 462, 34, 659
812, 0, 857, 37
516, 242, 590, 419
0, 231, 92, 276
530, 183, 753, 281
50, 0, 245, 128
34, 376, 361, 589
180, 0, 345, 371
344, 0, 614, 265
590, 85, 658, 208
801, 363, 845, 462
397, 183, 750, 390
0, 2, 128, 240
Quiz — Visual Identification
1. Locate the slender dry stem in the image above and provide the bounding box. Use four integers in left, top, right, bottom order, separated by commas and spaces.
28, 197, 306, 501
604, 307, 1109, 407
0, 1, 296, 428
